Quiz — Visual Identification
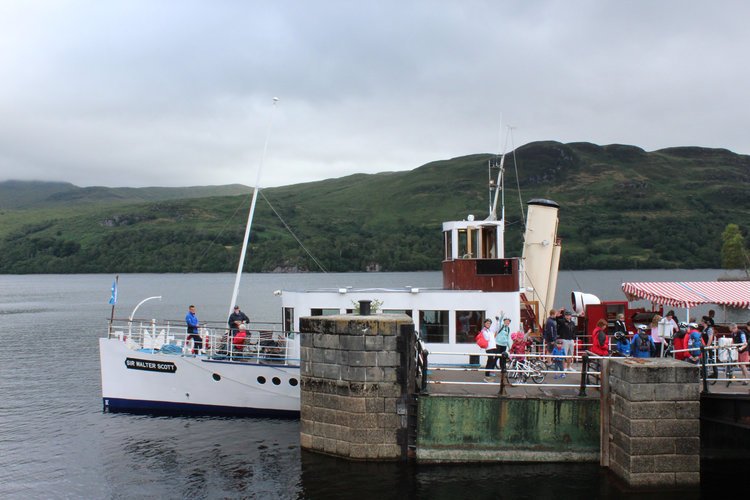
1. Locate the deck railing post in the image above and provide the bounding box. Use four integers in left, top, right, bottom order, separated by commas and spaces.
579, 352, 589, 397
700, 346, 708, 393
498, 352, 509, 395
421, 350, 429, 393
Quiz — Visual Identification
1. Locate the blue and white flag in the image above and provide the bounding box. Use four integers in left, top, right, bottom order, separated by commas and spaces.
108, 279, 118, 305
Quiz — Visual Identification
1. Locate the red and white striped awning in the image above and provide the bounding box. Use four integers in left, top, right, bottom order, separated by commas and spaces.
621, 281, 750, 309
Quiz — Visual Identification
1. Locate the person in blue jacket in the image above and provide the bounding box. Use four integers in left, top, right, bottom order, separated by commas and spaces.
631, 325, 655, 358
686, 323, 704, 364
613, 331, 631, 356
185, 304, 201, 353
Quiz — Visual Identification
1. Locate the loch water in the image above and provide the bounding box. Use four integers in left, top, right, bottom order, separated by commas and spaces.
0, 270, 744, 499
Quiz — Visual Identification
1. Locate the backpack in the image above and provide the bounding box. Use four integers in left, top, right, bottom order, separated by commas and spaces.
476, 331, 489, 349
637, 333, 651, 353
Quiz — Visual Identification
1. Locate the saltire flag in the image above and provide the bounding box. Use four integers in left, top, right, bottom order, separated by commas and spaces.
108, 279, 118, 305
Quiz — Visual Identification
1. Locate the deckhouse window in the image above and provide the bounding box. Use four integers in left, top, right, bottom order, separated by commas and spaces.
283, 307, 294, 332
419, 310, 448, 343
311, 308, 340, 316
383, 309, 413, 317
456, 310, 484, 344
444, 231, 453, 260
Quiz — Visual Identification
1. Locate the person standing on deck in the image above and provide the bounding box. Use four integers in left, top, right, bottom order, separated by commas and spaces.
728, 323, 749, 386
590, 318, 610, 357
700, 317, 718, 378
650, 314, 665, 357
481, 318, 499, 378
556, 309, 577, 371
185, 305, 202, 354
495, 313, 512, 357
613, 331, 631, 356
228, 305, 250, 334
685, 323, 704, 364
552, 339, 566, 379
672, 324, 690, 361
706, 309, 716, 328
665, 311, 679, 338
543, 309, 558, 362
632, 325, 656, 358
613, 313, 627, 335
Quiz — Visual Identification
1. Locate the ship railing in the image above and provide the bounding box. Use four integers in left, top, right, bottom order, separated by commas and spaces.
667, 344, 750, 383
209, 329, 300, 365
698, 344, 750, 391
106, 318, 299, 365
419, 349, 599, 394
419, 344, 750, 396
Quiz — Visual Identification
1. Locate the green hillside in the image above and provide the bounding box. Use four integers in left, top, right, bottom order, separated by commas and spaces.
0, 141, 748, 273
0, 180, 252, 209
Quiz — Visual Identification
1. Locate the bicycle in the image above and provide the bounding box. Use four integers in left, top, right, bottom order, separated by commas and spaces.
507, 355, 546, 384
706, 341, 727, 386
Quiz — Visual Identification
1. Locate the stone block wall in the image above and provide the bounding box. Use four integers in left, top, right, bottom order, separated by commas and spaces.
298, 314, 414, 461
608, 357, 700, 488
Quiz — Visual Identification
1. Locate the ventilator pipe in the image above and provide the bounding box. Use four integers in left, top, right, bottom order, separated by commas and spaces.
571, 291, 601, 316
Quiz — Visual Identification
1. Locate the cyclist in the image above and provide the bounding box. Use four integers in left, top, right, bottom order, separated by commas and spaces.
686, 323, 703, 364
612, 331, 631, 356
671, 323, 690, 361
631, 325, 655, 358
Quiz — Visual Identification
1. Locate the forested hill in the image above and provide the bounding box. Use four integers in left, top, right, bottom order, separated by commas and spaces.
0, 141, 748, 274
0, 180, 252, 209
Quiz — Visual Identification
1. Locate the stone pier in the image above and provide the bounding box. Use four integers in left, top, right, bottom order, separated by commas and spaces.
298, 314, 415, 461
607, 357, 700, 488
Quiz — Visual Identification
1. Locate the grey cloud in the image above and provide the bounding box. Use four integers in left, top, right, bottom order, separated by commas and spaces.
1, 1, 748, 188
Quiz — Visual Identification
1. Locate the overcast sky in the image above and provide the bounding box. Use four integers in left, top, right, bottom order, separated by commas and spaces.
1, 1, 748, 188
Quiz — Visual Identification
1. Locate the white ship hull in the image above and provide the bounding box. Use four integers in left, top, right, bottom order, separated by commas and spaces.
99, 337, 300, 417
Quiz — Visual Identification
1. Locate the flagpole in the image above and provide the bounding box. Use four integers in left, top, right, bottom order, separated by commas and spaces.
110, 275, 119, 323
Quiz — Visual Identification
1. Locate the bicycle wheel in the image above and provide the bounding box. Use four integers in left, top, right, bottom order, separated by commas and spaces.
530, 360, 546, 384
707, 366, 719, 385
507, 360, 518, 380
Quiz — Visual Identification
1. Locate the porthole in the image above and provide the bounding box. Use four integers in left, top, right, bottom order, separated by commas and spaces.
289, 378, 298, 387
212, 373, 221, 381
272, 377, 281, 385
257, 376, 266, 384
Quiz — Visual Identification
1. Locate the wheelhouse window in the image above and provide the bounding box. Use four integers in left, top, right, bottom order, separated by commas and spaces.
456, 310, 484, 344
457, 229, 470, 258
444, 231, 453, 260
481, 226, 497, 258
419, 310, 448, 343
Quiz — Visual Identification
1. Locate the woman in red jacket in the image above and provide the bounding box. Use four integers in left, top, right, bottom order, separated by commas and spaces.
590, 318, 610, 356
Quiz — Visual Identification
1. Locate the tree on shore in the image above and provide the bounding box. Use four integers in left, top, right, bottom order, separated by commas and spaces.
720, 223, 750, 277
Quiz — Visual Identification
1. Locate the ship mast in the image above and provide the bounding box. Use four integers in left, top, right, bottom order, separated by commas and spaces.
488, 126, 510, 222
228, 97, 279, 318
